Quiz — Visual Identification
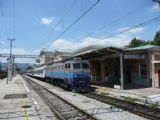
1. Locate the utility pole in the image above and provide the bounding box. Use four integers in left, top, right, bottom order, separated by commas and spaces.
8, 38, 15, 59
7, 38, 15, 84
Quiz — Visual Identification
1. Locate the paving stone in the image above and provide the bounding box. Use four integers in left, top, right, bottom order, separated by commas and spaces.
0, 75, 57, 120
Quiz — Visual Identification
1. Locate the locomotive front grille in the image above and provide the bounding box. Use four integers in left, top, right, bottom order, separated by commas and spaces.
79, 81, 85, 86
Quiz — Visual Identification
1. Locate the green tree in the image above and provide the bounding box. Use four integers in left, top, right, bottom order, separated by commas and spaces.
128, 38, 146, 48
153, 30, 160, 46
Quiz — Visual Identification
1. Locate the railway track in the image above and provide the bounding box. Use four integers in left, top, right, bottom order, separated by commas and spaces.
23, 76, 97, 120
83, 92, 160, 120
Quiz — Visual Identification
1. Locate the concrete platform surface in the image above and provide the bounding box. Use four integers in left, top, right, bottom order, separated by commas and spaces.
0, 75, 57, 120
92, 85, 160, 105
25, 75, 148, 120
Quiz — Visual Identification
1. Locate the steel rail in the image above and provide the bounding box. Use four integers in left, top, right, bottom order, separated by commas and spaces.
23, 76, 97, 120
83, 92, 160, 120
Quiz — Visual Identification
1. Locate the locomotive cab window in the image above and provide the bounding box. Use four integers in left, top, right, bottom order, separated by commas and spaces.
65, 64, 67, 68
68, 63, 71, 68
82, 63, 89, 69
73, 63, 81, 69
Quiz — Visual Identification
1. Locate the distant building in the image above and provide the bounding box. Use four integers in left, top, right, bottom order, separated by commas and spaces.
39, 51, 55, 64
53, 51, 73, 62
35, 50, 73, 67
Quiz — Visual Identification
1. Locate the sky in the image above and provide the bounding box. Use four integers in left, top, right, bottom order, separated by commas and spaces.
0, 0, 160, 63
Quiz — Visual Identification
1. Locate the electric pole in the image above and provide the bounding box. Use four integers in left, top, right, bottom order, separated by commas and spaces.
7, 38, 15, 84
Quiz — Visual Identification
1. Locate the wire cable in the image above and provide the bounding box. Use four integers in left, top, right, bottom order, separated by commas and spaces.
12, 0, 15, 39
45, 0, 99, 49
89, 16, 160, 45
44, 0, 78, 41
0, 0, 9, 37
78, 4, 150, 40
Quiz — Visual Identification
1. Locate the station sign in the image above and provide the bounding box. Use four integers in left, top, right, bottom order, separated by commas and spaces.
124, 54, 146, 59
154, 54, 160, 61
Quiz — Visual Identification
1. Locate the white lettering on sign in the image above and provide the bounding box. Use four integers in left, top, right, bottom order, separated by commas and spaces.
124, 54, 146, 59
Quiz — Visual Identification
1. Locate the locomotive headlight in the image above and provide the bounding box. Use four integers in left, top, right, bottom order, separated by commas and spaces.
74, 74, 78, 78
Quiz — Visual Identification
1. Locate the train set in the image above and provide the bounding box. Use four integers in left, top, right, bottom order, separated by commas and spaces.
27, 59, 91, 92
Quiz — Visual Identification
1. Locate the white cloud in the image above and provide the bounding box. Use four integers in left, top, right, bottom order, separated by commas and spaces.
151, 3, 160, 12
117, 27, 144, 34
50, 35, 130, 51
41, 17, 57, 25
50, 27, 144, 51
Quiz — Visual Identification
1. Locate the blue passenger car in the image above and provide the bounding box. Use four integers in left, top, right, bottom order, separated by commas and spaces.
45, 60, 91, 92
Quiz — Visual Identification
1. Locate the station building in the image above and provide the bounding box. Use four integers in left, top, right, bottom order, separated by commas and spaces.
73, 45, 160, 89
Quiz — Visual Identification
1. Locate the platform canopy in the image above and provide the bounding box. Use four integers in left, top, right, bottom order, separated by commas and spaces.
73, 45, 123, 60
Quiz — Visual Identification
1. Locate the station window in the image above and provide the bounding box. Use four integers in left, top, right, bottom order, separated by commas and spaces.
73, 63, 81, 69
139, 64, 147, 78
81, 63, 89, 69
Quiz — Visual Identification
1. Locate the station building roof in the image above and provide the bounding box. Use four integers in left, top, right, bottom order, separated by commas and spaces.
39, 50, 54, 57
37, 45, 160, 64
73, 45, 124, 60
53, 50, 73, 56
125, 45, 158, 51
124, 45, 160, 52
72, 44, 160, 60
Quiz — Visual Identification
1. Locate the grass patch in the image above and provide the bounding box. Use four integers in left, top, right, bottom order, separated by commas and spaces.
90, 87, 96, 91
92, 91, 109, 96
99, 91, 109, 96
123, 97, 137, 103
148, 103, 158, 109
112, 96, 118, 99
73, 93, 76, 96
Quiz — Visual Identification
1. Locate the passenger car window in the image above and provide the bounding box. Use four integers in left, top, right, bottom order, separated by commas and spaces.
73, 63, 81, 69
82, 63, 89, 69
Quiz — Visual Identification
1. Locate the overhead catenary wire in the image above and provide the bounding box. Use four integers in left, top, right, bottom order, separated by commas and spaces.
12, 0, 15, 39
103, 16, 160, 39
53, 0, 99, 41
45, 0, 100, 49
88, 16, 160, 45
0, 0, 9, 37
44, 0, 78, 42
152, 0, 160, 7
77, 4, 150, 41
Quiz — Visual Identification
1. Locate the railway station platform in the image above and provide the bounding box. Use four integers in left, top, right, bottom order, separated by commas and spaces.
25, 75, 148, 120
0, 75, 56, 120
92, 85, 160, 105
